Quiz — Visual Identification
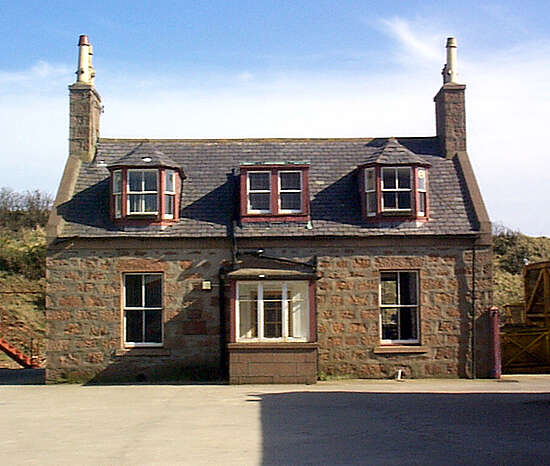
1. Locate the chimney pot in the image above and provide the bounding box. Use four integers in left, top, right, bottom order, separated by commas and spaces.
78, 35, 90, 46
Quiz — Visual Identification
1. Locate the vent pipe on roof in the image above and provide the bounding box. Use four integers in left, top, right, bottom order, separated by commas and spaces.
442, 37, 458, 84
77, 34, 93, 84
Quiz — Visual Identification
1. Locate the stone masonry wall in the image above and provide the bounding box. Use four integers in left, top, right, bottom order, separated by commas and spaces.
46, 242, 230, 383
258, 241, 492, 379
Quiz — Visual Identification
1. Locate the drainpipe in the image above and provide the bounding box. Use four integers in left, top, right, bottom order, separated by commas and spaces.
471, 239, 477, 379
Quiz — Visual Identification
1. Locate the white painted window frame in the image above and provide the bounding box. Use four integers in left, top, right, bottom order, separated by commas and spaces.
113, 170, 122, 219
123, 273, 163, 347
247, 171, 272, 214
164, 169, 176, 219
364, 167, 377, 217
381, 167, 412, 212
379, 271, 419, 344
236, 281, 309, 342
127, 169, 159, 215
278, 170, 303, 214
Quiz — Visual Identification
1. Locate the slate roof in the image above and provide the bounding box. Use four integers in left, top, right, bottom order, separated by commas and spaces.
107, 142, 180, 170
361, 137, 429, 166
57, 137, 479, 239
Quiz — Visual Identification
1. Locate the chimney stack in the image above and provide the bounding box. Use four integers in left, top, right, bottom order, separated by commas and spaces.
69, 34, 101, 162
434, 37, 466, 158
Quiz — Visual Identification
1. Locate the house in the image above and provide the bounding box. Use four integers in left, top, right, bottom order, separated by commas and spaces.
46, 35, 493, 384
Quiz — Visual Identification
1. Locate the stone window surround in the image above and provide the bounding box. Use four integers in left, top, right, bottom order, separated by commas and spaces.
240, 164, 310, 223
360, 164, 430, 222
110, 167, 180, 225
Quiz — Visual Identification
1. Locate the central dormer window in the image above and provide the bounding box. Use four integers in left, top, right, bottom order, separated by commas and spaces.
240, 163, 309, 222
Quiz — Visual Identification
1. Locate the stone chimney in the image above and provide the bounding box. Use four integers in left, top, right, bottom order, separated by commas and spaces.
434, 37, 466, 158
69, 34, 101, 163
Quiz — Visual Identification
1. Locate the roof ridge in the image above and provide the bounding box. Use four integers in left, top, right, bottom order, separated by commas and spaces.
98, 136, 438, 144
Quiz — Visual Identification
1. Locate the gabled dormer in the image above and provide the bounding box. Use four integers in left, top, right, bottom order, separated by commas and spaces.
239, 161, 310, 222
359, 138, 431, 222
107, 142, 185, 226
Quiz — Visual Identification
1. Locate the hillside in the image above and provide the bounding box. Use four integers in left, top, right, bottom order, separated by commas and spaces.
0, 189, 50, 367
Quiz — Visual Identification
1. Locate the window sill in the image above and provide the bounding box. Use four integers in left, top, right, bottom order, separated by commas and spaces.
228, 342, 318, 350
115, 348, 170, 357
241, 213, 309, 223
373, 345, 428, 354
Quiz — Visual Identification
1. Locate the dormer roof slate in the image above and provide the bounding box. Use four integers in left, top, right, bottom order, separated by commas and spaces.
361, 137, 430, 166
107, 141, 179, 169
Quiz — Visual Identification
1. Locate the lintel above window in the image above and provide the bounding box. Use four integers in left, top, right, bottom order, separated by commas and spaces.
240, 164, 310, 222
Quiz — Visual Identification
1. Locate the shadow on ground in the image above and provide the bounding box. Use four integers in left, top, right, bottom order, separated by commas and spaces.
256, 391, 550, 465
0, 368, 44, 385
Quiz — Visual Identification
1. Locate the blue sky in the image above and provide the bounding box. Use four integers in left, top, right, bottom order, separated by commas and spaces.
1, 1, 550, 235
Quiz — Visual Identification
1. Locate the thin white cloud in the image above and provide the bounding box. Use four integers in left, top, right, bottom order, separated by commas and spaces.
0, 61, 71, 87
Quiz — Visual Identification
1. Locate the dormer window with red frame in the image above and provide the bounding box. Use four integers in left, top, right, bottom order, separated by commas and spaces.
360, 138, 430, 222
107, 143, 184, 226
362, 165, 429, 221
240, 163, 309, 222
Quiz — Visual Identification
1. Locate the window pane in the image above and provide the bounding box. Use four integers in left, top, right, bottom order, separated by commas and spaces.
383, 192, 396, 209
114, 195, 121, 218
399, 308, 418, 340
399, 272, 417, 305
419, 192, 426, 215
397, 192, 411, 209
382, 169, 396, 189
165, 170, 174, 192
125, 275, 142, 307
280, 172, 300, 190
366, 169, 375, 191
129, 171, 142, 192
249, 172, 270, 190
417, 169, 426, 190
113, 171, 122, 194
280, 192, 301, 211
144, 275, 162, 307
129, 194, 141, 213
288, 282, 308, 338
239, 300, 258, 339
144, 194, 157, 212
397, 168, 411, 189
367, 192, 377, 214
125, 310, 143, 343
381, 308, 399, 340
249, 193, 270, 211
144, 171, 157, 191
263, 286, 282, 338
145, 310, 162, 343
165, 194, 174, 216
381, 273, 398, 304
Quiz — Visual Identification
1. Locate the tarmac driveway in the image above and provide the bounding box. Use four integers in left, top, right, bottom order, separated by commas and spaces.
0, 376, 549, 465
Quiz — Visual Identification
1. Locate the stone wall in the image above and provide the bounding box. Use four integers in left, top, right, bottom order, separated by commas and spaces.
46, 240, 230, 383
251, 240, 493, 379
47, 237, 492, 383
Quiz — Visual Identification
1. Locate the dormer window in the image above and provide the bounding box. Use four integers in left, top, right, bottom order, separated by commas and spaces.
240, 163, 309, 222
361, 165, 429, 221
128, 169, 158, 215
107, 143, 184, 226
381, 167, 412, 213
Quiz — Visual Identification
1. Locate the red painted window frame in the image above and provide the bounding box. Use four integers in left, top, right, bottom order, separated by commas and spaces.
240, 165, 310, 222
109, 167, 181, 226
359, 164, 430, 222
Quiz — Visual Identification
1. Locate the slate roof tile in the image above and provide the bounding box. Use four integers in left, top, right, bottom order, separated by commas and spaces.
58, 137, 478, 238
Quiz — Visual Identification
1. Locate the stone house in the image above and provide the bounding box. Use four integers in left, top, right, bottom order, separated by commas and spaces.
46, 35, 492, 384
